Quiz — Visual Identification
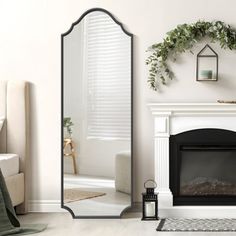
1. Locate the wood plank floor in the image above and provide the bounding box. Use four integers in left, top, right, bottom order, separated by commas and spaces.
18, 212, 236, 236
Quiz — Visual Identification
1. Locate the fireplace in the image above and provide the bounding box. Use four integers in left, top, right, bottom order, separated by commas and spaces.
170, 128, 236, 205
148, 103, 236, 217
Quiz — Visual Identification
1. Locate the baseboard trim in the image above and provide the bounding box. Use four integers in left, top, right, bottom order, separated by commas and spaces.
28, 200, 142, 213
28, 200, 66, 212
28, 200, 236, 217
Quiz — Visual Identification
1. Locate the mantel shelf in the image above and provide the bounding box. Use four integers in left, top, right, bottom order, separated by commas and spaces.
147, 103, 236, 117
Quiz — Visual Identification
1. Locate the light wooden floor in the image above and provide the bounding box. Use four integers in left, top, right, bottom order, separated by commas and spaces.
18, 212, 236, 236
64, 174, 130, 216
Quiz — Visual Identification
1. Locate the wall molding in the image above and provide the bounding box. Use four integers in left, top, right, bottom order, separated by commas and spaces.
148, 103, 236, 117
28, 200, 143, 213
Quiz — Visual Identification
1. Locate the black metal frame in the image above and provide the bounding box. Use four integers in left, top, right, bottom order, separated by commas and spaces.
61, 8, 134, 219
196, 44, 218, 81
170, 128, 236, 206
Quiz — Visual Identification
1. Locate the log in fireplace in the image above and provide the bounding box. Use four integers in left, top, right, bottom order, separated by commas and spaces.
170, 128, 236, 206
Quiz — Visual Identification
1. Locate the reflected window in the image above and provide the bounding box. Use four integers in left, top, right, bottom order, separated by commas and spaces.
84, 12, 131, 140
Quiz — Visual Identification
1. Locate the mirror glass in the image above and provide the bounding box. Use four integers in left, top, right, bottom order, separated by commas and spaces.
62, 9, 132, 217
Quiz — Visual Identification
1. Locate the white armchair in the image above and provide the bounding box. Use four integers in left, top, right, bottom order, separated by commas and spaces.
115, 150, 131, 194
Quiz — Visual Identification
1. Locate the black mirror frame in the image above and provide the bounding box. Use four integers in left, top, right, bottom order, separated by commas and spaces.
61, 8, 133, 219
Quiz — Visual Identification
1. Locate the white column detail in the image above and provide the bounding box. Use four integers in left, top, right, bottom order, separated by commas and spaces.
154, 115, 173, 208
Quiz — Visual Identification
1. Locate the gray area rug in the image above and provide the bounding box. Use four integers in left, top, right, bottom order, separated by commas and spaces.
157, 218, 236, 232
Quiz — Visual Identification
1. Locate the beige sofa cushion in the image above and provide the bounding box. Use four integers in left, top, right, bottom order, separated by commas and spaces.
5, 173, 24, 207
115, 151, 131, 194
0, 80, 29, 214
0, 154, 19, 178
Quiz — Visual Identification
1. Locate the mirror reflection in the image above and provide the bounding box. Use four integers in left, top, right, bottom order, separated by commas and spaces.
62, 9, 132, 217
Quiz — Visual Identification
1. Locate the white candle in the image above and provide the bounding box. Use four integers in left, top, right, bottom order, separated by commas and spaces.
145, 202, 155, 217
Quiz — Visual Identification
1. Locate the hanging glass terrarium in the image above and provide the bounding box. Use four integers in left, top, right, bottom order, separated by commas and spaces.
196, 44, 218, 81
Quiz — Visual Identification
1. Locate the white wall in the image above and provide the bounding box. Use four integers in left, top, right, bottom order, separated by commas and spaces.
1, 0, 236, 209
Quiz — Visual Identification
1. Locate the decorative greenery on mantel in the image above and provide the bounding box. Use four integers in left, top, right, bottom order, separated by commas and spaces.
146, 21, 236, 91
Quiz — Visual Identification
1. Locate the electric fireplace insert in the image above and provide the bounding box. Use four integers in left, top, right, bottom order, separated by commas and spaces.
170, 129, 236, 205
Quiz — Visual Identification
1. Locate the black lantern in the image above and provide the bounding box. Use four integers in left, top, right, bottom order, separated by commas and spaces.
142, 179, 159, 220
196, 44, 218, 81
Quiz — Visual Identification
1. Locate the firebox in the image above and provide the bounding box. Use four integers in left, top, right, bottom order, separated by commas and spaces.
170, 129, 236, 206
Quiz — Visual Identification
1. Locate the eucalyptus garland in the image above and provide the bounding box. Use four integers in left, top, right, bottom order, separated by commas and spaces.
146, 21, 236, 91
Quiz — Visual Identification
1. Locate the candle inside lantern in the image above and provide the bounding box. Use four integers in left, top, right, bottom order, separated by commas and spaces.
200, 70, 213, 80
145, 202, 155, 217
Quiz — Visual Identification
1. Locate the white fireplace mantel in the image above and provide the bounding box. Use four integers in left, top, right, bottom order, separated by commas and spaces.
148, 103, 236, 218
148, 102, 236, 115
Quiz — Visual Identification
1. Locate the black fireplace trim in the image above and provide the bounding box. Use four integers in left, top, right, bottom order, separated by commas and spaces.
174, 196, 236, 206
170, 128, 236, 206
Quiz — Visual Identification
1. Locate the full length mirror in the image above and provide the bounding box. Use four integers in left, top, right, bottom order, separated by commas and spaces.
61, 8, 133, 218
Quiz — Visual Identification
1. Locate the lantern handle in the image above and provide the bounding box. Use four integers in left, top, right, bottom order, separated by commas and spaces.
144, 179, 157, 189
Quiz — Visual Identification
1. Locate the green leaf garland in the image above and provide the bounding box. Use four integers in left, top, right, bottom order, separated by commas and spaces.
146, 21, 236, 91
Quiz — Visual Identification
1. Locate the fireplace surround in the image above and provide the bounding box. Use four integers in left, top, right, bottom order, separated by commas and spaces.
148, 103, 236, 218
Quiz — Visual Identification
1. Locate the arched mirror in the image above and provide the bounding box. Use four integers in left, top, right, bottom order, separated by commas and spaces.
61, 8, 133, 218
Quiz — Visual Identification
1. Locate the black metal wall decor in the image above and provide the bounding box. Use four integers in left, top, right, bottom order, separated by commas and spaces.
196, 44, 218, 81
142, 180, 159, 220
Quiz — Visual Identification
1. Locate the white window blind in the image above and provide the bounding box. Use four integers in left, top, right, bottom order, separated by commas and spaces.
86, 12, 131, 139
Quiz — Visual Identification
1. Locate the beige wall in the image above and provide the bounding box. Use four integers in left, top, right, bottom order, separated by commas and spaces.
1, 0, 236, 207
